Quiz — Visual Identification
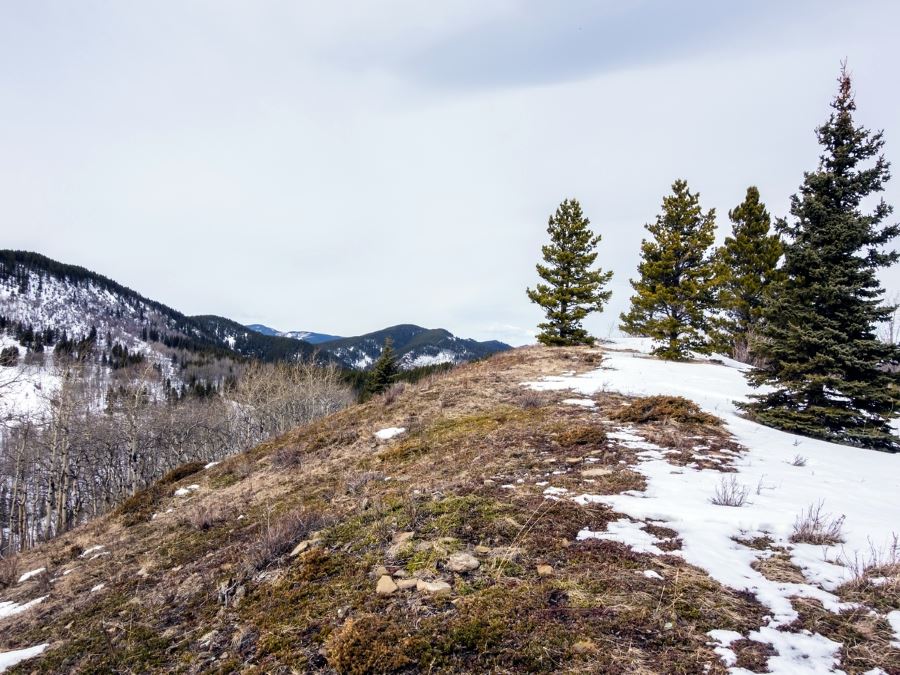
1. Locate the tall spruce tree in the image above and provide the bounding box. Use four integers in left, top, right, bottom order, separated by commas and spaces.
744, 67, 900, 450
620, 180, 718, 360
365, 338, 399, 398
711, 187, 783, 361
526, 198, 613, 346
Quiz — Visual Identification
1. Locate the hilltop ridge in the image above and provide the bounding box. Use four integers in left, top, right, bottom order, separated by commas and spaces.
1, 344, 896, 673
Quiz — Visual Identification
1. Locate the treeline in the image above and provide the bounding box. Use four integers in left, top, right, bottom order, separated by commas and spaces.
529, 66, 900, 450
0, 359, 353, 554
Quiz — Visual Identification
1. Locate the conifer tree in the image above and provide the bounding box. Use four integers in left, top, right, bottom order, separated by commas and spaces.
365, 338, 399, 397
744, 67, 900, 450
711, 187, 783, 361
620, 180, 718, 360
526, 199, 613, 346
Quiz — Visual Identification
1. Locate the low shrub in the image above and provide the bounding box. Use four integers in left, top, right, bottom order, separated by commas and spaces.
245, 508, 331, 572
790, 502, 845, 545
710, 476, 749, 507
613, 395, 720, 426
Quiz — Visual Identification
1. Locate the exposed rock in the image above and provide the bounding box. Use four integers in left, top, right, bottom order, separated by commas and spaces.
565, 457, 583, 465
446, 552, 480, 573
416, 579, 452, 596
396, 578, 418, 590
371, 564, 389, 579
388, 531, 415, 556
376, 575, 398, 595
581, 467, 612, 478
483, 479, 496, 487
290, 539, 318, 556
536, 564, 554, 577
474, 545, 491, 555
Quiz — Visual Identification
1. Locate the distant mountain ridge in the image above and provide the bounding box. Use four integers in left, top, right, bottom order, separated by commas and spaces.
0, 251, 511, 373
245, 324, 342, 345
307, 324, 511, 370
246, 322, 511, 368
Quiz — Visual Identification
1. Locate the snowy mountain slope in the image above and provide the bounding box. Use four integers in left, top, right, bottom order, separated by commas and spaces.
526, 338, 900, 673
321, 324, 511, 370
0, 251, 316, 365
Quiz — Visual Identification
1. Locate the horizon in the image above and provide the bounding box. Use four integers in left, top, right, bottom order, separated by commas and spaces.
2, 1, 900, 346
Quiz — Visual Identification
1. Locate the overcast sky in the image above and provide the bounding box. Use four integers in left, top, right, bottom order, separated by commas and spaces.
2, 1, 899, 346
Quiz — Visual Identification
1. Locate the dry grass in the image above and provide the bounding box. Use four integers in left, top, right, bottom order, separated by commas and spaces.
790, 501, 845, 545
0, 553, 19, 589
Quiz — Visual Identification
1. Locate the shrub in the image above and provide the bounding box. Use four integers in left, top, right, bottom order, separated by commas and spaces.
710, 476, 749, 507
160, 461, 207, 485
790, 502, 845, 545
245, 508, 330, 572
613, 395, 720, 426
0, 554, 18, 589
271, 444, 303, 469
380, 382, 406, 406
558, 424, 607, 448
517, 390, 544, 409
180, 503, 229, 531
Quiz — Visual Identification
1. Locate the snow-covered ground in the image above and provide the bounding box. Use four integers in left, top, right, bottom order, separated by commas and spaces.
527, 337, 900, 674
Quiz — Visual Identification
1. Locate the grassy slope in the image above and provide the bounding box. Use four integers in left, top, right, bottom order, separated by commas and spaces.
2, 347, 894, 673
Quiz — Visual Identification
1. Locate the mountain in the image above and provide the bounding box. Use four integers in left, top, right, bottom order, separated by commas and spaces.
246, 324, 342, 345
2, 343, 895, 673
318, 324, 511, 369
0, 251, 316, 367
0, 251, 510, 378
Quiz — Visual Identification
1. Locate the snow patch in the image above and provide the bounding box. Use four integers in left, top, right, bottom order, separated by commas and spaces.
0, 644, 48, 672
374, 427, 406, 440
16, 568, 45, 584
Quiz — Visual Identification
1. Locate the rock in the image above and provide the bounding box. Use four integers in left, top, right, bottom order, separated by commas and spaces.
416, 579, 452, 596
371, 564, 389, 579
536, 564, 554, 577
393, 531, 415, 545
572, 639, 597, 655
376, 575, 398, 595
581, 467, 612, 478
396, 578, 418, 590
474, 545, 491, 555
290, 540, 316, 556
446, 552, 480, 573
483, 479, 496, 487
565, 457, 583, 465
388, 531, 415, 557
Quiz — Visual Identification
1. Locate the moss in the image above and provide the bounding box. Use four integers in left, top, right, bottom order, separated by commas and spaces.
613, 395, 721, 426
325, 615, 415, 674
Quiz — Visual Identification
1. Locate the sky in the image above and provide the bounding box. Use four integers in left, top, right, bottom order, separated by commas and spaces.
2, 1, 900, 346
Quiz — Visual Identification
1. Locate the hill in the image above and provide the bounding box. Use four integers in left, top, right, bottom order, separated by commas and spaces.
1, 343, 897, 673
323, 323, 511, 370
246, 324, 342, 345
0, 250, 316, 366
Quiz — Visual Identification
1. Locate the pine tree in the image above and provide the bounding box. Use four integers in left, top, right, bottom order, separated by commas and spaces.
744, 66, 900, 450
365, 338, 399, 397
620, 180, 718, 360
526, 198, 613, 346
710, 187, 783, 361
